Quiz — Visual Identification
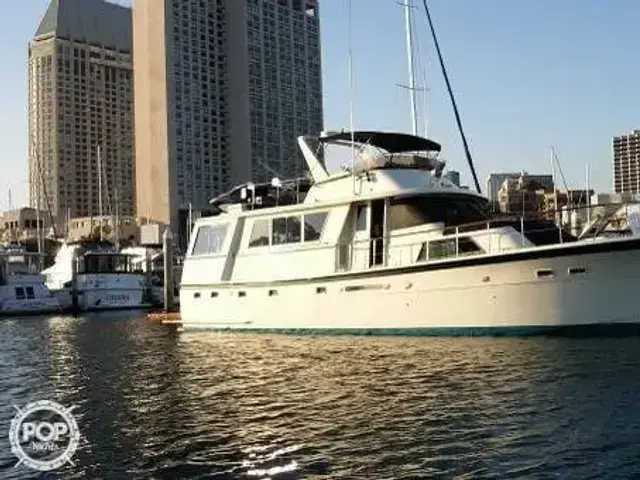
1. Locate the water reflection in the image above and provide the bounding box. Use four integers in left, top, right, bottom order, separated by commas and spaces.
1, 316, 640, 479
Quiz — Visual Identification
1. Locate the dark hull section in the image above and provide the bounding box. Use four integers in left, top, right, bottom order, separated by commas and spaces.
182, 323, 640, 338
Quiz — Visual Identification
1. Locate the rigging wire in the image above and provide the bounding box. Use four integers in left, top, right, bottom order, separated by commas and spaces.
31, 137, 58, 239
421, 0, 482, 194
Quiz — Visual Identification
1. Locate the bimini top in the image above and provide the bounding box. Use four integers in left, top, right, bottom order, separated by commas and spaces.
319, 131, 442, 153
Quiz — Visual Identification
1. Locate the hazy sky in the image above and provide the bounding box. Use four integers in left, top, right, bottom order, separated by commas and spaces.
3, 0, 639, 207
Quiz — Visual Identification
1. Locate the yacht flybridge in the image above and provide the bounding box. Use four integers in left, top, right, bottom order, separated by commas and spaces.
179, 131, 640, 335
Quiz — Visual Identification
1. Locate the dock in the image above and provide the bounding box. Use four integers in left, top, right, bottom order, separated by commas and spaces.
147, 311, 182, 326
146, 229, 183, 327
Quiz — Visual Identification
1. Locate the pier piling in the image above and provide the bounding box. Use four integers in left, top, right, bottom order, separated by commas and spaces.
70, 249, 79, 315
163, 229, 174, 312
144, 249, 153, 305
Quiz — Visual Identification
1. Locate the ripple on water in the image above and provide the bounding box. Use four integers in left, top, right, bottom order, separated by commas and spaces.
1, 317, 640, 478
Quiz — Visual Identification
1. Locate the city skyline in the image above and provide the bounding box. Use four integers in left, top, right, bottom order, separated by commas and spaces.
3, 1, 640, 208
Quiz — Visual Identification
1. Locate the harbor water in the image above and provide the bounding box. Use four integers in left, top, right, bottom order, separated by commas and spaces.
1, 312, 639, 478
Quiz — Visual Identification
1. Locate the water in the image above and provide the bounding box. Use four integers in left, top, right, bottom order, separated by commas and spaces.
1, 313, 639, 479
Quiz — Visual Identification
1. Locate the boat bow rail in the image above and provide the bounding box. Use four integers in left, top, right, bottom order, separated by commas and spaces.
333, 217, 578, 273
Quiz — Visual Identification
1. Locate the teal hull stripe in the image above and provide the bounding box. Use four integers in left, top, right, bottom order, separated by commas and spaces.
180, 323, 640, 337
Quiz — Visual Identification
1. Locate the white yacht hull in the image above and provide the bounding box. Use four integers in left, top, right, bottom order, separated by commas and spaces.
54, 288, 152, 312
179, 240, 640, 335
0, 280, 62, 317
0, 298, 62, 316
51, 274, 157, 312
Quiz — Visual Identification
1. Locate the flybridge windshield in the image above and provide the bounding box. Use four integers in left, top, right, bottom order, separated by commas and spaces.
388, 194, 490, 231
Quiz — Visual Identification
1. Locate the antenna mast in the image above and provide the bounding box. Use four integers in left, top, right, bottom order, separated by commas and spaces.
403, 0, 419, 135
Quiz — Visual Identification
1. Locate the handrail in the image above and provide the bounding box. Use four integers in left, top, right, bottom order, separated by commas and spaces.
196, 214, 575, 263
336, 234, 486, 272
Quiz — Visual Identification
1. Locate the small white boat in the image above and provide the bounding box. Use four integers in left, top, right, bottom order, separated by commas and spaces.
42, 242, 156, 312
178, 131, 640, 335
0, 244, 62, 316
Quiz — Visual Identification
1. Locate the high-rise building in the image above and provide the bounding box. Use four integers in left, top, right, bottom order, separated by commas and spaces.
497, 173, 554, 216
133, 0, 323, 244
486, 173, 521, 205
29, 0, 134, 228
613, 130, 640, 194
443, 170, 460, 187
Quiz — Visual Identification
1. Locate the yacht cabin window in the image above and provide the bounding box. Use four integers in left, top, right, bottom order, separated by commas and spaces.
389, 194, 490, 231
249, 219, 270, 247
303, 213, 327, 242
191, 223, 229, 256
83, 255, 133, 274
272, 216, 302, 245
249, 212, 329, 248
355, 205, 367, 231
417, 237, 484, 261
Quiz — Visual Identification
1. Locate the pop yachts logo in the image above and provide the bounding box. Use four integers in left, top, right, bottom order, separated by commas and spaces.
9, 400, 80, 471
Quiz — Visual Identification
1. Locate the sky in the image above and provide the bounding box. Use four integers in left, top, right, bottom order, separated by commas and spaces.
2, 1, 640, 208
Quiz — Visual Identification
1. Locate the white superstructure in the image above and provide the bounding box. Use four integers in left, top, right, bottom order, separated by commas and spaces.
178, 131, 640, 335
0, 244, 61, 316
42, 242, 156, 312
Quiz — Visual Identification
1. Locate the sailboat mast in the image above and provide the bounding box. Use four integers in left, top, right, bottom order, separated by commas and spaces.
586, 163, 591, 225
551, 147, 559, 225
114, 187, 119, 249
33, 141, 42, 258
36, 181, 41, 254
187, 202, 192, 246
423, 68, 428, 138
404, 0, 419, 135
97, 145, 103, 242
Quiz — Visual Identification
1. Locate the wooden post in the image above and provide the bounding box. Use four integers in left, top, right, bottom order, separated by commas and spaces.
163, 228, 174, 312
